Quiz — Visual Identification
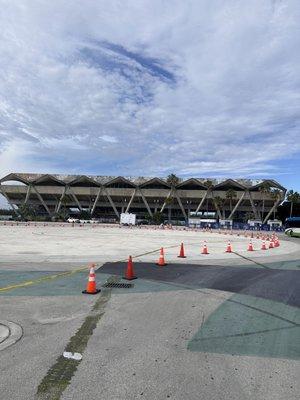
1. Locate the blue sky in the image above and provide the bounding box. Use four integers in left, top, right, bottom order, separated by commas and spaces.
0, 0, 299, 207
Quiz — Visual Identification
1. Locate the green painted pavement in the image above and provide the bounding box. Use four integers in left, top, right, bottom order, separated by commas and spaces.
0, 271, 111, 296
0, 270, 185, 296
188, 293, 300, 360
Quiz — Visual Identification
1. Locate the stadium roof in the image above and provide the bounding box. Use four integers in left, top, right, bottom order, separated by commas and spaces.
0, 173, 286, 191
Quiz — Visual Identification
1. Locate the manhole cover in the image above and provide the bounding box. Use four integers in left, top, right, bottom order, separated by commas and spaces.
103, 282, 133, 288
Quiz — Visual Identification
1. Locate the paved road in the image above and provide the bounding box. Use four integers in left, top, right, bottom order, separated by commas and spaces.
100, 261, 300, 307
0, 231, 299, 400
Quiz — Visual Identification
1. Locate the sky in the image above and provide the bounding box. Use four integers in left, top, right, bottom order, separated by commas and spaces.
0, 0, 300, 209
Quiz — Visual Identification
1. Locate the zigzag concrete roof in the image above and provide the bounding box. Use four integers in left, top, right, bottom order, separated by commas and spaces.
0, 172, 286, 191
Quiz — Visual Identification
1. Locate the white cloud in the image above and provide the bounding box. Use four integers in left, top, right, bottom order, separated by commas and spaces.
99, 135, 118, 143
0, 0, 299, 184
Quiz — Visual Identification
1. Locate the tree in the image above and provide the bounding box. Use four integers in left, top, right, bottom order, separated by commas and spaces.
258, 182, 271, 221
270, 189, 282, 219
52, 209, 68, 222
78, 210, 92, 220
151, 211, 164, 225
214, 196, 225, 219
204, 180, 214, 213
165, 175, 179, 222
277, 197, 300, 221
164, 197, 174, 222
166, 174, 180, 187
60, 194, 69, 215
244, 211, 255, 223
225, 189, 237, 215
18, 204, 36, 221
286, 190, 300, 218
204, 179, 214, 190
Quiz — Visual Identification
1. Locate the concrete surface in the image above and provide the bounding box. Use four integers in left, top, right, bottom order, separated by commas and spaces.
0, 224, 298, 265
0, 224, 299, 400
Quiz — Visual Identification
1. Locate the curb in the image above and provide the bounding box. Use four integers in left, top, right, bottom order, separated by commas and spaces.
0, 320, 23, 351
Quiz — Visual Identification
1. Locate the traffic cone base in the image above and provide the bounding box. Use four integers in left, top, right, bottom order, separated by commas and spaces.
82, 289, 101, 294
123, 275, 137, 280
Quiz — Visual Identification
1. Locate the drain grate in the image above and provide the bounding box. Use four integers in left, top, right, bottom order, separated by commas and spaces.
103, 282, 133, 289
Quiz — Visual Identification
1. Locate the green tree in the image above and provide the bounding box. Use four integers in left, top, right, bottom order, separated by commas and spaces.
259, 182, 271, 221
52, 209, 68, 222
225, 189, 237, 214
78, 210, 92, 220
270, 189, 282, 219
18, 204, 36, 221
166, 174, 180, 187
164, 197, 174, 222
214, 196, 225, 219
204, 180, 214, 213
286, 190, 300, 218
151, 211, 164, 225
244, 211, 255, 223
60, 194, 69, 215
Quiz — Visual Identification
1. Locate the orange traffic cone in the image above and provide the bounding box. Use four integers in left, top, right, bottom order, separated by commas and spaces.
178, 243, 186, 258
156, 247, 167, 266
274, 238, 280, 247
225, 241, 232, 253
82, 264, 100, 294
123, 255, 137, 280
201, 241, 209, 254
269, 241, 274, 249
261, 240, 267, 250
247, 240, 254, 251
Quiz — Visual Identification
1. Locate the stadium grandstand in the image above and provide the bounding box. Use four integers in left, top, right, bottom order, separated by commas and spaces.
0, 173, 286, 223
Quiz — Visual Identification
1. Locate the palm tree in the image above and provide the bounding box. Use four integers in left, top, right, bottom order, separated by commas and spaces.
18, 203, 36, 221
214, 196, 225, 219
270, 189, 281, 219
165, 196, 174, 223
204, 180, 214, 213
286, 190, 300, 218
244, 211, 255, 223
259, 182, 271, 221
166, 174, 180, 188
225, 189, 237, 216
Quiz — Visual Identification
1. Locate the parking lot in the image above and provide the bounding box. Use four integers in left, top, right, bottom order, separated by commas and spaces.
0, 224, 299, 400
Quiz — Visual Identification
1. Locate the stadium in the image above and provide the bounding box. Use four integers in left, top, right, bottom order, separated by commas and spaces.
0, 173, 286, 223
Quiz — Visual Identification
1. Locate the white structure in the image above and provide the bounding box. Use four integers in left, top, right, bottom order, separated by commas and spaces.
219, 219, 233, 227
267, 219, 282, 229
120, 213, 136, 225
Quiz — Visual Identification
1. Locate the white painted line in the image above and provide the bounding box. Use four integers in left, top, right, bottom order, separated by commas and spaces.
63, 351, 82, 361
0, 320, 23, 351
